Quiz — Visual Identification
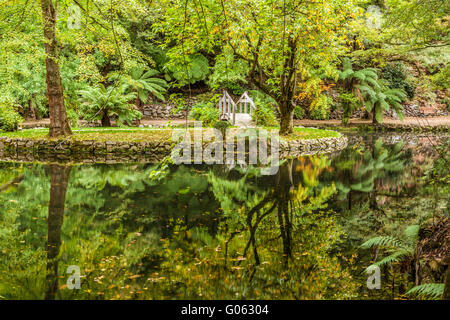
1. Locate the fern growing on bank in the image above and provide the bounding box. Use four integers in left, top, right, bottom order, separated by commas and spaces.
338, 58, 379, 124
122, 67, 168, 102
406, 283, 445, 300
361, 225, 421, 284
111, 67, 168, 113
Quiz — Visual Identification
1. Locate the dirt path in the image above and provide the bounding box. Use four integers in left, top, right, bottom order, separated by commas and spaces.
21, 116, 450, 129
294, 116, 450, 127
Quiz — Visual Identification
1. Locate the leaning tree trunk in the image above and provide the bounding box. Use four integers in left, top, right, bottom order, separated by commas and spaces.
41, 0, 72, 137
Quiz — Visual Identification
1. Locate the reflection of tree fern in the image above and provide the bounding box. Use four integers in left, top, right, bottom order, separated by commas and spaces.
406, 283, 444, 300
336, 139, 406, 197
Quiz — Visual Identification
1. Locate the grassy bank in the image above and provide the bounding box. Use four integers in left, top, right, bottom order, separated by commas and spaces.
0, 126, 341, 143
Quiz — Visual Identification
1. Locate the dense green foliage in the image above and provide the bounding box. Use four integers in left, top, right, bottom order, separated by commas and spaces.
188, 102, 221, 127
382, 63, 416, 99
0, 104, 22, 131
0, 0, 447, 133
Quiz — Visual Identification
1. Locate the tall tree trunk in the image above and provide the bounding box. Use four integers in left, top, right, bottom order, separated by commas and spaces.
45, 164, 71, 300
101, 110, 111, 127
279, 100, 294, 135
41, 0, 72, 137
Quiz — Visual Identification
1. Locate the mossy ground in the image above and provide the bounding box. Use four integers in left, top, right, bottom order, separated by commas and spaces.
282, 127, 341, 140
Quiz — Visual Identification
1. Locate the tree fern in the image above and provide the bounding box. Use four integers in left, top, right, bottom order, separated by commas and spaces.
78, 84, 140, 126
120, 67, 168, 103
340, 59, 407, 124
338, 59, 382, 124
358, 82, 407, 124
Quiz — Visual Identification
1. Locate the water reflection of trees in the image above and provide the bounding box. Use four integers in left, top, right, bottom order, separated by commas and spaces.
328, 137, 410, 211
180, 156, 358, 299
2, 136, 423, 300
1, 134, 446, 299
0, 156, 359, 299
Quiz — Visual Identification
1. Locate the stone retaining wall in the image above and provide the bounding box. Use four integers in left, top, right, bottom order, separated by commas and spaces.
279, 136, 348, 157
0, 135, 347, 163
142, 103, 187, 119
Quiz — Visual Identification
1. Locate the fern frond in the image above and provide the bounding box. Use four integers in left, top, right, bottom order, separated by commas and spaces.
342, 58, 353, 72
339, 69, 353, 80
374, 249, 411, 267
404, 225, 420, 246
406, 283, 444, 300
360, 236, 404, 249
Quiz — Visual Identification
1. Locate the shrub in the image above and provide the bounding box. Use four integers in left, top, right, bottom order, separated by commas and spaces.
339, 92, 360, 124
382, 62, 415, 99
309, 95, 331, 120
293, 106, 305, 119
168, 54, 210, 86
429, 64, 449, 91
213, 120, 231, 137
252, 102, 277, 126
188, 102, 220, 127
66, 108, 79, 127
0, 104, 22, 131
